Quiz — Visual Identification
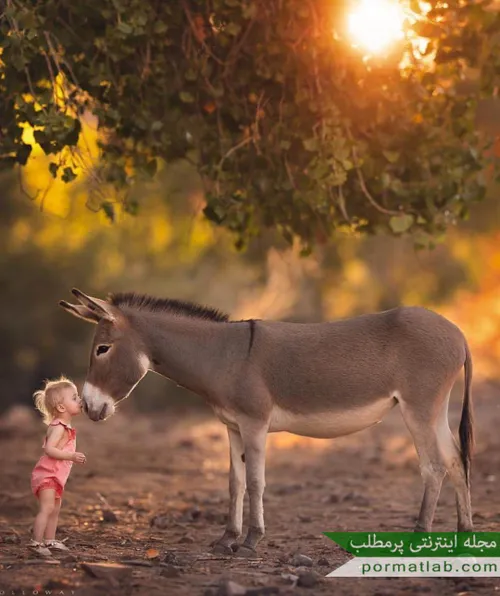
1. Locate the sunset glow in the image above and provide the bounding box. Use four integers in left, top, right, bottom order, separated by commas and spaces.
348, 0, 406, 54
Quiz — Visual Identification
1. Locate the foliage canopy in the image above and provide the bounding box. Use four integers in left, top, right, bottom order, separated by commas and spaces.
1, 0, 500, 248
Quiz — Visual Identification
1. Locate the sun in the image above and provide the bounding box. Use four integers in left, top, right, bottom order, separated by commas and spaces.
348, 0, 407, 54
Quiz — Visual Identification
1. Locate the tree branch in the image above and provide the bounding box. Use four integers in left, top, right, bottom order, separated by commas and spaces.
181, 0, 225, 66
346, 127, 404, 216
17, 168, 40, 202
217, 136, 253, 171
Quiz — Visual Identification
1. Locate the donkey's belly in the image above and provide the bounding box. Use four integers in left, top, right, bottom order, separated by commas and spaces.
269, 397, 397, 439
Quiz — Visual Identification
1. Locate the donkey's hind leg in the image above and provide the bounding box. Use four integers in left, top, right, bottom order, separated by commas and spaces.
432, 397, 473, 531
399, 398, 448, 532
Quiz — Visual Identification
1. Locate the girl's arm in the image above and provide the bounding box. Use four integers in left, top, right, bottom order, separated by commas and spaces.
44, 424, 74, 461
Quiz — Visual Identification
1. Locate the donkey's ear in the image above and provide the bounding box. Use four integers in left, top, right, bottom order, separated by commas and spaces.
59, 300, 101, 324
71, 288, 115, 321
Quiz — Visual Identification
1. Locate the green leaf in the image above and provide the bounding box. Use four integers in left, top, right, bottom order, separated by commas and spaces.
153, 21, 168, 34
389, 214, 414, 234
16, 143, 32, 166
179, 91, 195, 104
124, 200, 139, 216
49, 162, 59, 178
242, 3, 257, 18
61, 167, 77, 183
184, 69, 198, 81
33, 130, 48, 146
64, 121, 81, 146
283, 228, 294, 245
209, 86, 224, 99
303, 138, 318, 152
383, 151, 400, 164
101, 202, 115, 222
144, 158, 157, 177
226, 22, 242, 36
413, 230, 433, 249
117, 22, 132, 35
203, 204, 225, 224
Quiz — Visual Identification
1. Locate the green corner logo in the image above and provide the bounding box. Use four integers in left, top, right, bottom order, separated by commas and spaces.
324, 532, 500, 557
323, 533, 500, 577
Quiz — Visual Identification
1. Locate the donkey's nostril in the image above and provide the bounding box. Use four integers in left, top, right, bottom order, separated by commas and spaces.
99, 403, 107, 420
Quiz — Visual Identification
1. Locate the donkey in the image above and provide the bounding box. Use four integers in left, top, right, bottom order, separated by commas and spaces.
60, 288, 474, 556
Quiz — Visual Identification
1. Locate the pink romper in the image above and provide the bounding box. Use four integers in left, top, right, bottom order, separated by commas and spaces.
31, 418, 77, 500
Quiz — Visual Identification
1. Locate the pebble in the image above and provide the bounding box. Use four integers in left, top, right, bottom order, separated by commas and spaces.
342, 491, 370, 506
101, 509, 118, 523
291, 553, 313, 567
160, 564, 182, 578
216, 580, 248, 596
216, 580, 280, 596
178, 534, 195, 544
297, 571, 319, 588
150, 514, 170, 529
81, 562, 133, 583
163, 551, 181, 565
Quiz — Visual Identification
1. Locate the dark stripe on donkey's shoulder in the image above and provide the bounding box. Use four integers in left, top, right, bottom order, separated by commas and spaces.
247, 319, 257, 355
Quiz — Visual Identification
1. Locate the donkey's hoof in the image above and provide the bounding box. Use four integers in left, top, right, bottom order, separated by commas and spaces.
234, 545, 258, 558
211, 543, 234, 556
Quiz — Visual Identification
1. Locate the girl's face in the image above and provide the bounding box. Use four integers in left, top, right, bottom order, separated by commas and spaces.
59, 387, 83, 416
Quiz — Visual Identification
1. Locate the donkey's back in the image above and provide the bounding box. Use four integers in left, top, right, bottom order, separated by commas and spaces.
247, 306, 467, 417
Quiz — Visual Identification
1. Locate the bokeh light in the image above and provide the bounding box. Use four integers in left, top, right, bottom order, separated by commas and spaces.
348, 0, 406, 54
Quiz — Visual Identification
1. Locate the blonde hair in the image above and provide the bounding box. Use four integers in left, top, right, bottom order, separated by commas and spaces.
33, 376, 77, 425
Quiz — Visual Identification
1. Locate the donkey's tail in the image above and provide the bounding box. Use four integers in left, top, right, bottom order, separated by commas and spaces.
459, 340, 474, 487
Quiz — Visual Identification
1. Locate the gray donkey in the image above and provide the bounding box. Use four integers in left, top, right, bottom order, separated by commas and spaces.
60, 288, 474, 556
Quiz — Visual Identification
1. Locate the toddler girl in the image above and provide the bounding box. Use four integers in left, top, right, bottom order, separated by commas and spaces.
29, 377, 86, 556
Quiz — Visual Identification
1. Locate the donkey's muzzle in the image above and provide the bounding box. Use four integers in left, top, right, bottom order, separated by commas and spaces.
98, 403, 108, 420
82, 382, 115, 421
85, 403, 108, 421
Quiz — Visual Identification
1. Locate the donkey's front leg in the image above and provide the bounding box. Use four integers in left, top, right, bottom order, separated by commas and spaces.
236, 421, 268, 557
211, 427, 246, 555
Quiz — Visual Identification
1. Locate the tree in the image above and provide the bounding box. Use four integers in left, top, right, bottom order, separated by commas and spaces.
2, 0, 500, 249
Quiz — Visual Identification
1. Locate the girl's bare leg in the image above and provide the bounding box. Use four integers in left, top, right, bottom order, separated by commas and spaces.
44, 498, 62, 541
33, 490, 56, 543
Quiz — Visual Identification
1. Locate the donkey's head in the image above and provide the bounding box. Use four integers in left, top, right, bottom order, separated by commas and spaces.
59, 289, 150, 421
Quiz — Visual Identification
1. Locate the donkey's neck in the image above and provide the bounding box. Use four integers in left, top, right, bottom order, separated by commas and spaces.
127, 310, 246, 401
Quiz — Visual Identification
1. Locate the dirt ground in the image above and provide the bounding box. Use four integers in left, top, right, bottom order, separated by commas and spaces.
1, 382, 500, 596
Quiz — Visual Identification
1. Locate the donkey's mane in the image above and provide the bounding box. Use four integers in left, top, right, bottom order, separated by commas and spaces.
108, 292, 230, 323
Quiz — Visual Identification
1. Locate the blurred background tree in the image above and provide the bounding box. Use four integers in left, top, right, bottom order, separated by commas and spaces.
2, 0, 500, 249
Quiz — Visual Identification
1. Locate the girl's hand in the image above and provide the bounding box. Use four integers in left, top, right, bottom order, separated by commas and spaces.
72, 452, 87, 464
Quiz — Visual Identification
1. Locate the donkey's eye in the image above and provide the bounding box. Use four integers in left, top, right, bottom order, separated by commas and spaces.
96, 345, 111, 356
